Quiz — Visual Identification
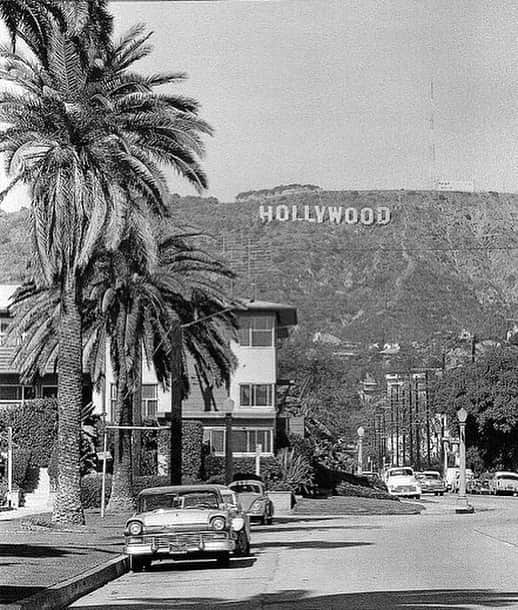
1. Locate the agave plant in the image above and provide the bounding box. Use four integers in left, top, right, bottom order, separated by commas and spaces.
275, 447, 314, 494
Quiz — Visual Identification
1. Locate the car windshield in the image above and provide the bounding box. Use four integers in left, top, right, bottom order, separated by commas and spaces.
387, 468, 413, 477
230, 483, 262, 494
140, 490, 219, 512
496, 473, 518, 481
423, 473, 440, 480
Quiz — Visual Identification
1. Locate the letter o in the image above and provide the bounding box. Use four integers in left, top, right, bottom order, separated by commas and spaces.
360, 208, 374, 225
276, 205, 290, 221
377, 207, 391, 225
344, 208, 358, 224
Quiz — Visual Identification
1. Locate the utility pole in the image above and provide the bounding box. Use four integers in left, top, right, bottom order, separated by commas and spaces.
169, 323, 183, 485
425, 371, 431, 467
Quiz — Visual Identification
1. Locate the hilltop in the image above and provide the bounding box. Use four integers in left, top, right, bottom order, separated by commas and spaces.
2, 190, 518, 369
172, 189, 518, 362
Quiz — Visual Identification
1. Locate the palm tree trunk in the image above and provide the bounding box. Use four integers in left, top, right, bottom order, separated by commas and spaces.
52, 285, 85, 525
107, 314, 135, 512
170, 323, 182, 485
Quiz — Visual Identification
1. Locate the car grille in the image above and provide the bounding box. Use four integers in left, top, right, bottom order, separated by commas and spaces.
140, 532, 228, 549
394, 486, 416, 492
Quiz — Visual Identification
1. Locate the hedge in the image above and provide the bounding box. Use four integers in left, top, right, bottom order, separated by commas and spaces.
0, 399, 58, 469
80, 474, 173, 509
203, 455, 282, 488
335, 480, 397, 501
156, 421, 204, 481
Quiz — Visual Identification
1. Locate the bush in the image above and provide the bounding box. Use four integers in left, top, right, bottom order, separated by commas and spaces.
335, 480, 397, 501
275, 448, 315, 494
0, 399, 57, 468
182, 422, 203, 480
81, 473, 112, 509
203, 455, 283, 489
133, 475, 170, 496
12, 448, 31, 488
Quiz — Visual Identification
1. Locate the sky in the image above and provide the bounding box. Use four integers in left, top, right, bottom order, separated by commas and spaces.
3, 0, 518, 209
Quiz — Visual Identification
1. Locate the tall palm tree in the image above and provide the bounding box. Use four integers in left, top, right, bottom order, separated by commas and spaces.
9, 228, 237, 511
83, 226, 237, 510
0, 20, 212, 523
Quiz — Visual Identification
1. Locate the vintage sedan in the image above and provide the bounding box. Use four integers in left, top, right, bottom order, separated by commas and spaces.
228, 479, 274, 525
488, 471, 518, 496
384, 467, 421, 499
416, 470, 446, 496
124, 485, 251, 571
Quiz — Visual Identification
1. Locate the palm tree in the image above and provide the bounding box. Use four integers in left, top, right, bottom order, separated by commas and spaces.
9, 228, 237, 511
83, 227, 237, 510
0, 19, 212, 523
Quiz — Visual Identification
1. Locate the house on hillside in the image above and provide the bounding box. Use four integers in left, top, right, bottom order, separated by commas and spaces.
0, 285, 298, 458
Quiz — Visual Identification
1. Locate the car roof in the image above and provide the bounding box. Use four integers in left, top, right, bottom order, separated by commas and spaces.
422, 470, 441, 475
495, 471, 518, 476
138, 485, 231, 496
229, 480, 264, 486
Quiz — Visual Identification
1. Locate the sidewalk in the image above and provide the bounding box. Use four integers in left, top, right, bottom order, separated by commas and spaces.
0, 509, 130, 609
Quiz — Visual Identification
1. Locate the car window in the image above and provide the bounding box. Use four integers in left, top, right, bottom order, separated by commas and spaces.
387, 468, 413, 477
140, 491, 219, 512
496, 473, 518, 481
423, 473, 440, 480
230, 484, 262, 494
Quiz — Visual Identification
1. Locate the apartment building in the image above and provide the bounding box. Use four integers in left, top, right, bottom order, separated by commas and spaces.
0, 285, 298, 458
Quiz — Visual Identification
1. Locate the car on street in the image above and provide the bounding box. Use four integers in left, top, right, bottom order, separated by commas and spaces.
415, 470, 446, 496
487, 471, 518, 496
383, 467, 421, 499
228, 478, 274, 525
124, 484, 251, 571
466, 477, 490, 495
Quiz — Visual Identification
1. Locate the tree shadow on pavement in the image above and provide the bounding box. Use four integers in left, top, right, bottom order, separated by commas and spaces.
255, 524, 382, 534
0, 543, 88, 558
70, 588, 518, 610
252, 540, 373, 551
0, 585, 46, 604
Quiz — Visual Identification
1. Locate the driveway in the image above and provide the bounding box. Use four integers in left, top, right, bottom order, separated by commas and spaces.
70, 495, 518, 609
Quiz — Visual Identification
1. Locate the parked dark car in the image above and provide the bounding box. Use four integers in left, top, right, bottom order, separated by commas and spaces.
466, 478, 490, 495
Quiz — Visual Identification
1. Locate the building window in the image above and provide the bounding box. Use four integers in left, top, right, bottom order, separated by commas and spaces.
203, 428, 225, 454
239, 384, 273, 407
238, 315, 274, 347
42, 386, 57, 398
0, 385, 35, 401
0, 318, 9, 346
142, 384, 158, 419
110, 383, 158, 422
203, 427, 272, 455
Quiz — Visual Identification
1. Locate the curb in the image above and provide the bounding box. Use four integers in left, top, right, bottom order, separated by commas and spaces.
1, 555, 129, 610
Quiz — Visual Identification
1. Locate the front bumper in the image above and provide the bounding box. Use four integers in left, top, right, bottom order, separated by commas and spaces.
387, 487, 420, 497
421, 485, 446, 494
125, 531, 235, 557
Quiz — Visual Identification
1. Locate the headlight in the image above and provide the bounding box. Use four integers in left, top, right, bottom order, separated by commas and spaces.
127, 521, 143, 536
231, 516, 245, 531
250, 499, 266, 512
210, 516, 226, 530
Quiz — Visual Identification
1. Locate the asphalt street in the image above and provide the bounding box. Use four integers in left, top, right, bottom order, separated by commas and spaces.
70, 495, 518, 609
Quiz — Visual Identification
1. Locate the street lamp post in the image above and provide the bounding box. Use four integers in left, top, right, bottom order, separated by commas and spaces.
224, 398, 235, 485
456, 407, 474, 514
357, 426, 365, 475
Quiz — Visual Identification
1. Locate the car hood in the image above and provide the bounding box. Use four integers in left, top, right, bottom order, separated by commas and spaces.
235, 492, 262, 511
132, 509, 224, 528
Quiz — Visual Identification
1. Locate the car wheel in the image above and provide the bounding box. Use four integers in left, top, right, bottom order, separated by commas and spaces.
235, 531, 250, 557
216, 553, 230, 568
266, 515, 273, 525
440, 492, 444, 496
130, 556, 149, 573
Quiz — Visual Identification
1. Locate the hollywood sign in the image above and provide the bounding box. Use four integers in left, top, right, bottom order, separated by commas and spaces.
259, 204, 391, 225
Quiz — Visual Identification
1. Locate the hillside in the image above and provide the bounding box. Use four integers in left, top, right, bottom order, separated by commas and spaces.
2, 190, 518, 367
172, 190, 518, 357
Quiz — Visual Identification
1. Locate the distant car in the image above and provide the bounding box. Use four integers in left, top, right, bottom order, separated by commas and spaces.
415, 470, 446, 496
467, 477, 490, 495
384, 467, 421, 499
447, 468, 474, 492
488, 471, 518, 496
124, 484, 251, 572
229, 479, 274, 525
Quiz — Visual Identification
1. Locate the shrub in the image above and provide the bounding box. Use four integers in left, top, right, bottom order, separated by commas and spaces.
182, 422, 203, 481
12, 448, 31, 488
335, 480, 396, 501
133, 475, 170, 496
81, 473, 112, 509
203, 455, 282, 489
275, 448, 314, 494
0, 399, 57, 468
